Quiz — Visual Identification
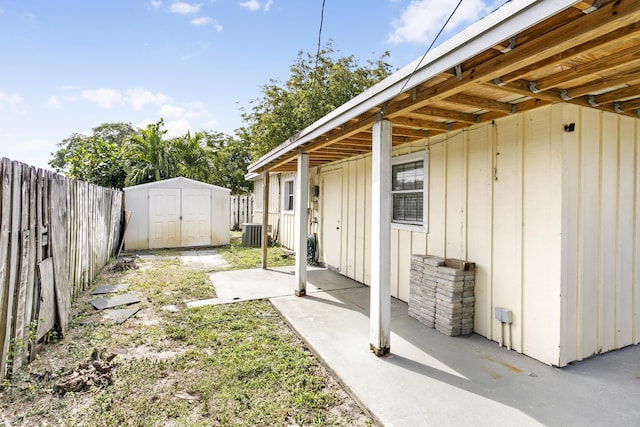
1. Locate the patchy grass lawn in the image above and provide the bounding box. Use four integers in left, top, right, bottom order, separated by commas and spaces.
216, 231, 296, 270
0, 244, 371, 426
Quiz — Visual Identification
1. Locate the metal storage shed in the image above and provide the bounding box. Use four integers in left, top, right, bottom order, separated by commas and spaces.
123, 177, 230, 250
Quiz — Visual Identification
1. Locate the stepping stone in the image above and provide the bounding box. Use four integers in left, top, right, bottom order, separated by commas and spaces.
102, 307, 140, 324
92, 283, 130, 295
91, 294, 140, 310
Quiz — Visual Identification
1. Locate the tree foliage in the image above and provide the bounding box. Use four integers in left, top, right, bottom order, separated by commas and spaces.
49, 122, 134, 188
239, 42, 392, 159
50, 120, 252, 193
124, 119, 177, 186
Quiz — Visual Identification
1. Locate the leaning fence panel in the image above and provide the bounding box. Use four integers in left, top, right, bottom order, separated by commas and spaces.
0, 157, 123, 380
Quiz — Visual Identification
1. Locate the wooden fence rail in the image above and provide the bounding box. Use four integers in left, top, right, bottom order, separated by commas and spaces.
0, 157, 122, 380
230, 194, 254, 230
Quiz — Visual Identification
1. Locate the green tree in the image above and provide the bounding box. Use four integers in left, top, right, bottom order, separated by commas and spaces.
172, 131, 214, 183
67, 137, 126, 188
49, 122, 135, 188
125, 119, 176, 186
240, 42, 392, 159
203, 131, 253, 194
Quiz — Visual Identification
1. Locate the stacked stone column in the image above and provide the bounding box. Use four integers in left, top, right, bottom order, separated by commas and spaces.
408, 255, 476, 337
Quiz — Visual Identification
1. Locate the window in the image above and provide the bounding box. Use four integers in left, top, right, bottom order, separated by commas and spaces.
284, 179, 294, 211
392, 151, 428, 229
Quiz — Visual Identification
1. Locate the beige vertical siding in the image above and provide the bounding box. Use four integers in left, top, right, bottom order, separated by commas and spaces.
270, 103, 639, 366
314, 105, 567, 365
560, 105, 640, 365
253, 173, 284, 245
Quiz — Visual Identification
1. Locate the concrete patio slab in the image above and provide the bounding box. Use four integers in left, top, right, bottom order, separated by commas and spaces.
182, 263, 640, 425
187, 266, 362, 307
271, 283, 640, 427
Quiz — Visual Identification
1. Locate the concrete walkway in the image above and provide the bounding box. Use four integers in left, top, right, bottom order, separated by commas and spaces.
206, 266, 640, 427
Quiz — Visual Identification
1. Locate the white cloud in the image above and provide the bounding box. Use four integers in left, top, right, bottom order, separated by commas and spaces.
80, 87, 170, 110
214, 21, 223, 31
239, 0, 260, 12
191, 16, 211, 25
135, 119, 155, 130
0, 91, 26, 114
239, 0, 272, 12
46, 95, 61, 109
81, 88, 122, 108
388, 0, 493, 44
158, 101, 206, 119
165, 118, 192, 137
150, 0, 162, 8
158, 104, 186, 118
125, 87, 170, 110
170, 2, 201, 14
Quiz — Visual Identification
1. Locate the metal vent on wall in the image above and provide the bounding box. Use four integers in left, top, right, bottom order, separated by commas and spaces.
242, 223, 262, 247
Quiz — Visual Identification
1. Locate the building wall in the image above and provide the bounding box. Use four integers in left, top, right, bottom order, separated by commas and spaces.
253, 172, 296, 248
123, 185, 150, 250
258, 104, 640, 366
312, 105, 565, 365
560, 105, 640, 365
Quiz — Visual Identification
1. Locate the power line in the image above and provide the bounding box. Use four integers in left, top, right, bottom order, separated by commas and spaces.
398, 0, 465, 96
309, 0, 327, 124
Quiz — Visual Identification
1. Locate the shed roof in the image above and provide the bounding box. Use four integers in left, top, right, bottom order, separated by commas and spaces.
123, 177, 231, 192
248, 0, 640, 174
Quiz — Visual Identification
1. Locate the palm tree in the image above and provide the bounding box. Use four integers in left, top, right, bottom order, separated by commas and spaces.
173, 131, 214, 183
125, 119, 176, 186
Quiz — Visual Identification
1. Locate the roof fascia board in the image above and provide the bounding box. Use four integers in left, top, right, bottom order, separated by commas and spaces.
249, 0, 577, 173
124, 176, 231, 192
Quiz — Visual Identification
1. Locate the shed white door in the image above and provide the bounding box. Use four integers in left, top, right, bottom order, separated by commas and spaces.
322, 171, 342, 270
182, 189, 211, 246
149, 188, 181, 248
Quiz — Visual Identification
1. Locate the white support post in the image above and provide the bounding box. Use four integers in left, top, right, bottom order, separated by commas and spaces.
295, 152, 309, 296
370, 119, 392, 356
261, 170, 270, 269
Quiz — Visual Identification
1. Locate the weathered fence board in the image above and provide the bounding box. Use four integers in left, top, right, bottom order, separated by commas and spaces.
0, 158, 12, 378
36, 258, 55, 341
230, 194, 254, 230
0, 157, 123, 380
51, 176, 70, 336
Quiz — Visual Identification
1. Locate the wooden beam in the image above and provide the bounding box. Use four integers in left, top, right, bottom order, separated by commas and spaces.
411, 106, 479, 123
561, 70, 640, 99
532, 45, 640, 92
592, 83, 640, 104
445, 93, 514, 113
500, 21, 640, 83
384, 0, 640, 118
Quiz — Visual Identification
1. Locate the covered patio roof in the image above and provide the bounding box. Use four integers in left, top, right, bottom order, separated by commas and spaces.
248, 0, 640, 174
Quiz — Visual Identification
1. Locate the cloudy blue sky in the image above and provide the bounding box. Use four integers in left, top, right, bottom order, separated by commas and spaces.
0, 0, 505, 170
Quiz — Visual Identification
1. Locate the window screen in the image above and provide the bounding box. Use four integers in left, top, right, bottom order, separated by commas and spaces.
284, 180, 294, 211
392, 160, 424, 224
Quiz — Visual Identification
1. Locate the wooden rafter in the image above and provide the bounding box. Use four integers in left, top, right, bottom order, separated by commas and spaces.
252, 0, 640, 174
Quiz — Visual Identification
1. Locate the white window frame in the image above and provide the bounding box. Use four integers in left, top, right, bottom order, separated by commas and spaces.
283, 178, 295, 213
391, 150, 429, 233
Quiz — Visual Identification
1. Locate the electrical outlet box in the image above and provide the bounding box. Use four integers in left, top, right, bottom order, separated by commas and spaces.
494, 307, 512, 324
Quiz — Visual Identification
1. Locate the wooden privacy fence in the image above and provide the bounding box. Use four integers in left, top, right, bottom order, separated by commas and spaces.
230, 194, 254, 230
0, 157, 123, 380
